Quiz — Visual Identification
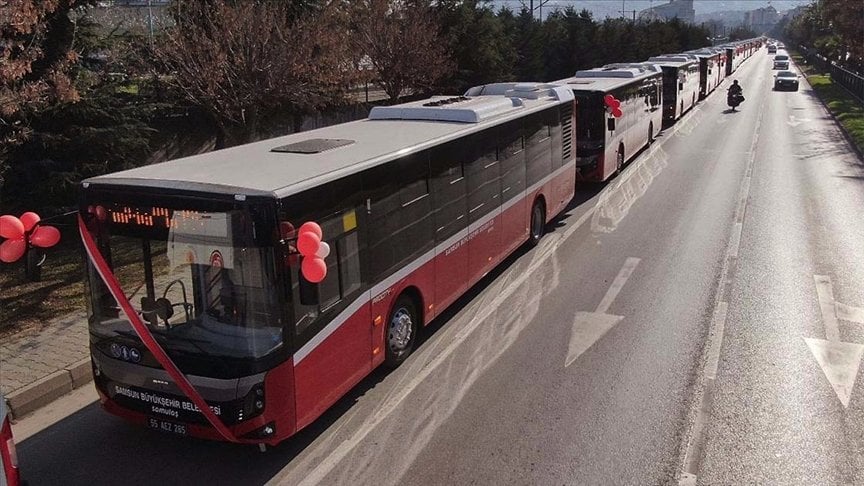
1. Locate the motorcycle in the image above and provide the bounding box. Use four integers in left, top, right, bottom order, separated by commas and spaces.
727, 91, 745, 111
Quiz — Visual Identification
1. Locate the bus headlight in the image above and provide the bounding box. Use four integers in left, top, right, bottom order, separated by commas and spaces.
238, 383, 266, 422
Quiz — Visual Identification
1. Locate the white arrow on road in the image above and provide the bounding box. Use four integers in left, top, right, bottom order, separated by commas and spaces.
805, 275, 864, 408
566, 257, 640, 367
787, 114, 812, 127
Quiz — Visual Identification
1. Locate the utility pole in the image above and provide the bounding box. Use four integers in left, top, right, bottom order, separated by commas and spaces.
147, 0, 154, 50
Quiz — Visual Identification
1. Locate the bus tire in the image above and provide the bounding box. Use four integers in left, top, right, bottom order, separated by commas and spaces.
528, 199, 545, 247
384, 295, 418, 368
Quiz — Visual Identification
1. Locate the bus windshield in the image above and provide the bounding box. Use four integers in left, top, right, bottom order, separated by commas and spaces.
84, 203, 282, 363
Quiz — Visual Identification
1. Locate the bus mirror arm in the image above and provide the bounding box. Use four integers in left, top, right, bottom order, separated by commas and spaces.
299, 273, 320, 306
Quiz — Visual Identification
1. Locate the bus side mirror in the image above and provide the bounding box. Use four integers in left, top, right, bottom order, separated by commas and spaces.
607, 118, 616, 131
298, 272, 319, 306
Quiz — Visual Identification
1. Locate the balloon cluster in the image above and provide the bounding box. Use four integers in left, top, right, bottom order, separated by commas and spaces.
604, 94, 623, 119
0, 212, 61, 263
296, 222, 330, 283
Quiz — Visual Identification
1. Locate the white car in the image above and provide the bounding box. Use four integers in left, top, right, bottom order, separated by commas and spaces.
0, 397, 21, 486
773, 54, 790, 70
774, 71, 800, 91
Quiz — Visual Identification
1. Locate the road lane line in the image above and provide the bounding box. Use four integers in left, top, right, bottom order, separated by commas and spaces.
704, 302, 729, 380
595, 257, 641, 314
678, 77, 765, 484
814, 275, 841, 342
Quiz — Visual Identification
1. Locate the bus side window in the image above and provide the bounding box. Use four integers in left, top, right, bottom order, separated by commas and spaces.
498, 123, 525, 203
524, 115, 551, 187
363, 152, 433, 281
465, 133, 500, 224
430, 142, 468, 242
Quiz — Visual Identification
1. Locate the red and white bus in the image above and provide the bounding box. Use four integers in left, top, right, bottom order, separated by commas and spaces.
555, 66, 663, 182
78, 84, 576, 445
647, 56, 701, 126
687, 50, 722, 100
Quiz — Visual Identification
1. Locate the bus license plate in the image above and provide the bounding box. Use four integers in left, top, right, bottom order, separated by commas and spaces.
148, 418, 187, 436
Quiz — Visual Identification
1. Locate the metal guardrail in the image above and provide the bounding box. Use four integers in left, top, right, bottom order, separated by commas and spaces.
799, 45, 864, 104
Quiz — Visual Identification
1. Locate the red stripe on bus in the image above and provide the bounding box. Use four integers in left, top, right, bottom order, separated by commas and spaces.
78, 215, 247, 444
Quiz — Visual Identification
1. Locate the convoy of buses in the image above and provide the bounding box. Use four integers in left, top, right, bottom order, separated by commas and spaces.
77, 38, 763, 446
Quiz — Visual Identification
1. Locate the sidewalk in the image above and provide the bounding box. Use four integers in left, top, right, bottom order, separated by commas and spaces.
0, 313, 92, 419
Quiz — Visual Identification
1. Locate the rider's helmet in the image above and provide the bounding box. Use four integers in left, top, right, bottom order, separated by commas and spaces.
733, 80, 739, 85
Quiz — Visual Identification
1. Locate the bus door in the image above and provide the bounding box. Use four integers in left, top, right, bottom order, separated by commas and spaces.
283, 179, 371, 428
430, 144, 469, 312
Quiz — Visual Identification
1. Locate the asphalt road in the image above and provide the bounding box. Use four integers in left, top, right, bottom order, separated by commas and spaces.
13, 49, 864, 486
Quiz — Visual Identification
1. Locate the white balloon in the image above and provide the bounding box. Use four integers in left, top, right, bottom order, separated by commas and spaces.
315, 241, 331, 259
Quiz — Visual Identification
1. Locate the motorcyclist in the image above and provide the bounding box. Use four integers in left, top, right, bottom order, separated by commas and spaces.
728, 80, 743, 96
727, 80, 744, 110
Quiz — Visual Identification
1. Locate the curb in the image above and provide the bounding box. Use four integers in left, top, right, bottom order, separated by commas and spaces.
4, 358, 93, 420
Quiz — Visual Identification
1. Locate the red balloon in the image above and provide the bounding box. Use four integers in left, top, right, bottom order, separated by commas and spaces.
612, 107, 623, 118
299, 222, 323, 240
301, 257, 327, 283
297, 231, 321, 257
1, 215, 24, 240
31, 225, 61, 248
20, 212, 41, 232
0, 238, 26, 263
609, 98, 621, 109
604, 94, 615, 105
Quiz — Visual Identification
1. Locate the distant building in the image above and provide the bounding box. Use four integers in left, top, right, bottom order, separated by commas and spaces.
638, 0, 695, 24
743, 6, 780, 33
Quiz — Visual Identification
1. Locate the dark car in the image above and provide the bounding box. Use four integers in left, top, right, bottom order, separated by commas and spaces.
774, 71, 800, 91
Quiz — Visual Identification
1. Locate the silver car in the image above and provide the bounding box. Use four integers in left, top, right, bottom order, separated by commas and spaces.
773, 54, 790, 70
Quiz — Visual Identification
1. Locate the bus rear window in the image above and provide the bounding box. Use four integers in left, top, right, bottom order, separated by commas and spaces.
575, 93, 604, 142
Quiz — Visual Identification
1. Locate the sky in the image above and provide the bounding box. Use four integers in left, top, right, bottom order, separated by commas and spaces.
492, 0, 814, 18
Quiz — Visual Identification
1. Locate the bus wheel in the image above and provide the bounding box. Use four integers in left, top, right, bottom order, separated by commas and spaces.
648, 122, 654, 144
384, 295, 418, 367
528, 199, 545, 247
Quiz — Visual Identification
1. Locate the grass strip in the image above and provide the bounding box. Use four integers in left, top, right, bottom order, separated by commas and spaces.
791, 51, 864, 154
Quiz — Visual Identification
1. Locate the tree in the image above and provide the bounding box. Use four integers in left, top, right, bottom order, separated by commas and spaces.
728, 26, 757, 42
352, 0, 453, 100
1, 1, 88, 150
436, 0, 514, 93
155, 0, 359, 147
820, 0, 864, 67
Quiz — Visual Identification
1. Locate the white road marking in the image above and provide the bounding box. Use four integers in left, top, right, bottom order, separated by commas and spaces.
596, 257, 641, 314
835, 302, 864, 325
565, 258, 640, 367
814, 275, 841, 342
565, 313, 624, 368
803, 338, 864, 408
807, 275, 864, 409
704, 302, 729, 380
